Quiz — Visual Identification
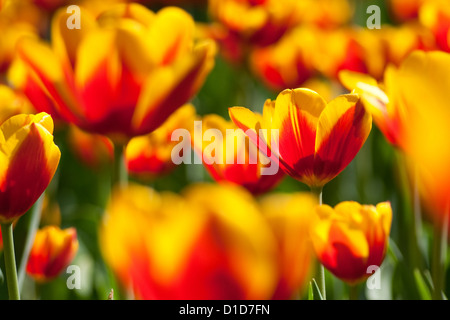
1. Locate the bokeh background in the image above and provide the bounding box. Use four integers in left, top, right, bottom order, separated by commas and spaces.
0, 0, 448, 300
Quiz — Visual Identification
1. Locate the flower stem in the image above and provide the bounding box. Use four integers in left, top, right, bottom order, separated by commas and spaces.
431, 213, 448, 300
349, 284, 359, 300
112, 144, 128, 190
18, 194, 44, 291
1, 222, 20, 300
311, 186, 326, 300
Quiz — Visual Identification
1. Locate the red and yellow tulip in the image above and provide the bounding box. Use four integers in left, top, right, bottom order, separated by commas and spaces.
0, 21, 37, 73
126, 104, 196, 179
250, 27, 318, 91
192, 113, 284, 195
259, 192, 317, 299
0, 112, 60, 224
0, 85, 34, 125
339, 69, 405, 147
311, 201, 392, 284
419, 0, 450, 52
388, 0, 425, 22
100, 182, 278, 300
395, 50, 450, 229
67, 125, 114, 169
26, 226, 79, 282
16, 3, 215, 143
229, 88, 372, 188
208, 0, 300, 48
294, 0, 353, 30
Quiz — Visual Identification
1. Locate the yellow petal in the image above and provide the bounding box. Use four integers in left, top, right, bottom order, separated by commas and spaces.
75, 29, 119, 88
51, 6, 97, 66
0, 112, 54, 142
375, 202, 393, 238
272, 88, 326, 132
132, 40, 215, 133
338, 70, 378, 92
315, 93, 369, 152
146, 6, 195, 65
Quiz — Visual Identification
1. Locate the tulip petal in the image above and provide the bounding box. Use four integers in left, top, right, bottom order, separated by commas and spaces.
0, 118, 60, 223
338, 70, 378, 92
314, 94, 371, 186
51, 6, 97, 67
146, 6, 195, 66
0, 113, 54, 142
228, 106, 261, 144
228, 105, 281, 169
97, 3, 156, 28
18, 39, 82, 121
272, 88, 326, 183
132, 40, 215, 135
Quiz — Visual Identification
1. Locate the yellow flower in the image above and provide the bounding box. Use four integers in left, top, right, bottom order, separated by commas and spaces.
229, 88, 371, 188
17, 4, 215, 143
259, 192, 318, 299
396, 51, 450, 227
100, 183, 278, 299
26, 226, 79, 282
126, 104, 196, 179
0, 112, 60, 224
311, 201, 392, 284
192, 113, 284, 195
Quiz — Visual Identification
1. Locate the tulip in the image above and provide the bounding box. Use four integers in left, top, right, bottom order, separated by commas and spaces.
377, 24, 435, 68
16, 3, 215, 143
419, 0, 450, 52
259, 192, 318, 299
26, 226, 79, 282
68, 125, 114, 169
0, 84, 34, 125
250, 27, 318, 91
229, 88, 372, 189
100, 182, 277, 299
339, 69, 404, 147
311, 201, 392, 284
192, 113, 284, 195
314, 28, 370, 81
396, 50, 450, 299
8, 58, 66, 125
294, 0, 353, 29
126, 104, 196, 179
388, 0, 425, 22
0, 112, 61, 224
395, 51, 450, 228
208, 0, 300, 48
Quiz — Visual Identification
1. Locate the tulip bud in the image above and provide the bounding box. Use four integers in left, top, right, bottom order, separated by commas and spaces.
26, 226, 79, 282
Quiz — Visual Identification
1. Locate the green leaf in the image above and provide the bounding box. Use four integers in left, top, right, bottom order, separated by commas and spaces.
310, 279, 324, 300
308, 281, 313, 300
413, 269, 432, 300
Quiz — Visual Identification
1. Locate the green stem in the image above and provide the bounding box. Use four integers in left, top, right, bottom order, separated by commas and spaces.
311, 186, 326, 300
395, 151, 424, 273
431, 213, 448, 300
349, 284, 359, 300
1, 222, 20, 300
112, 144, 128, 190
18, 194, 44, 291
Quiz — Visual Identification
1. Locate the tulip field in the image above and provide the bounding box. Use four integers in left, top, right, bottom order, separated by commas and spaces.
0, 0, 449, 304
